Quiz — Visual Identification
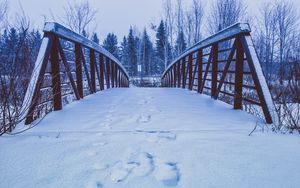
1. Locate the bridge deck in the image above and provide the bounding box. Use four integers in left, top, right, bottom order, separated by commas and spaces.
1, 88, 299, 188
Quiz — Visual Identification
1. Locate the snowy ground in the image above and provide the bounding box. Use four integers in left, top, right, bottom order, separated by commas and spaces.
0, 88, 299, 188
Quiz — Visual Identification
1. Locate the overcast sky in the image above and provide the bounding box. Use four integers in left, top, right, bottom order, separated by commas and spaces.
6, 0, 300, 42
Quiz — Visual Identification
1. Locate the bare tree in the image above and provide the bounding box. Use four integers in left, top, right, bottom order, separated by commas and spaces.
63, 0, 97, 35
207, 0, 247, 34
163, 0, 175, 52
191, 0, 204, 44
0, 0, 8, 28
274, 0, 298, 84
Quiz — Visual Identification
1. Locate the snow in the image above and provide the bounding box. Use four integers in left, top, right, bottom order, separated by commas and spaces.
1, 88, 300, 188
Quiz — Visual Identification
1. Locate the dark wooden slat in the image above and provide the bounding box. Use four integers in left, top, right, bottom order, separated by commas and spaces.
99, 54, 105, 90
51, 36, 62, 111
211, 43, 218, 97
90, 49, 96, 92
234, 36, 244, 109
188, 54, 193, 90
75, 43, 83, 98
105, 56, 111, 89
197, 49, 203, 93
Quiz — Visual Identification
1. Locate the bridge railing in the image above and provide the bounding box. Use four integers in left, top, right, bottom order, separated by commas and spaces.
18, 22, 129, 126
161, 23, 277, 124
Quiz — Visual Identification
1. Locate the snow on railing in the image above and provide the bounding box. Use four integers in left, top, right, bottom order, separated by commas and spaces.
161, 23, 277, 124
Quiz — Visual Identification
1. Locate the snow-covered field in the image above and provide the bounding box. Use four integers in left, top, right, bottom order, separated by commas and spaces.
0, 88, 299, 188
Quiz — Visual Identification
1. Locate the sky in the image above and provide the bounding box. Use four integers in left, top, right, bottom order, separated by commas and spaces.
6, 0, 300, 43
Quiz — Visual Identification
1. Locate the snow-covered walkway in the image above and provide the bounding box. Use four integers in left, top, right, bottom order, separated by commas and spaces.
1, 88, 299, 188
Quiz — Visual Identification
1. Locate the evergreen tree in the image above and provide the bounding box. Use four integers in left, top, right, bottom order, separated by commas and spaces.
139, 29, 154, 76
175, 30, 186, 56
120, 36, 129, 72
155, 20, 168, 74
103, 33, 119, 59
92, 33, 100, 44
127, 27, 137, 76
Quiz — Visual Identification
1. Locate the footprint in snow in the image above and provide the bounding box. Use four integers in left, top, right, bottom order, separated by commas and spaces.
155, 162, 180, 187
137, 115, 151, 123
110, 152, 155, 182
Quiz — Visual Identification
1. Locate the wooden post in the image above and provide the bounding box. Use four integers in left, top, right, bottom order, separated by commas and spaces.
177, 61, 181, 88
111, 63, 115, 88
182, 58, 186, 88
188, 54, 193, 90
105, 57, 111, 89
51, 36, 62, 111
234, 36, 244, 109
90, 49, 96, 93
211, 43, 218, 98
197, 49, 203, 93
173, 64, 177, 87
99, 54, 105, 90
75, 43, 83, 98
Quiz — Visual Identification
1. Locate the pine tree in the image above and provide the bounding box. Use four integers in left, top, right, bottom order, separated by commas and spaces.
120, 36, 129, 72
175, 30, 186, 56
103, 33, 119, 59
155, 20, 168, 74
127, 27, 137, 76
92, 33, 100, 44
140, 29, 154, 76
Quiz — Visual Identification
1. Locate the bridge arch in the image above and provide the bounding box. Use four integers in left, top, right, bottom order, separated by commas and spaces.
161, 23, 277, 124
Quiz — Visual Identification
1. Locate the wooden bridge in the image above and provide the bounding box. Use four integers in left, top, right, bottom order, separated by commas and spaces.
1, 22, 277, 134
2, 23, 299, 188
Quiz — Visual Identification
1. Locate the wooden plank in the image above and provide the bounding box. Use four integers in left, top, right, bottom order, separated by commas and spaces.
188, 54, 193, 90
106, 56, 111, 89
197, 49, 203, 93
181, 58, 186, 88
99, 54, 105, 90
177, 61, 181, 88
211, 43, 218, 97
234, 36, 244, 109
75, 43, 83, 98
50, 36, 62, 111
90, 49, 96, 92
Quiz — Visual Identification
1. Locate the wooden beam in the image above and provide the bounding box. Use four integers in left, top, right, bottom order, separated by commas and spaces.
188, 54, 193, 90
90, 49, 96, 92
234, 36, 244, 109
197, 49, 203, 93
75, 43, 83, 98
211, 43, 218, 97
99, 54, 105, 90
50, 36, 62, 111
105, 56, 111, 89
